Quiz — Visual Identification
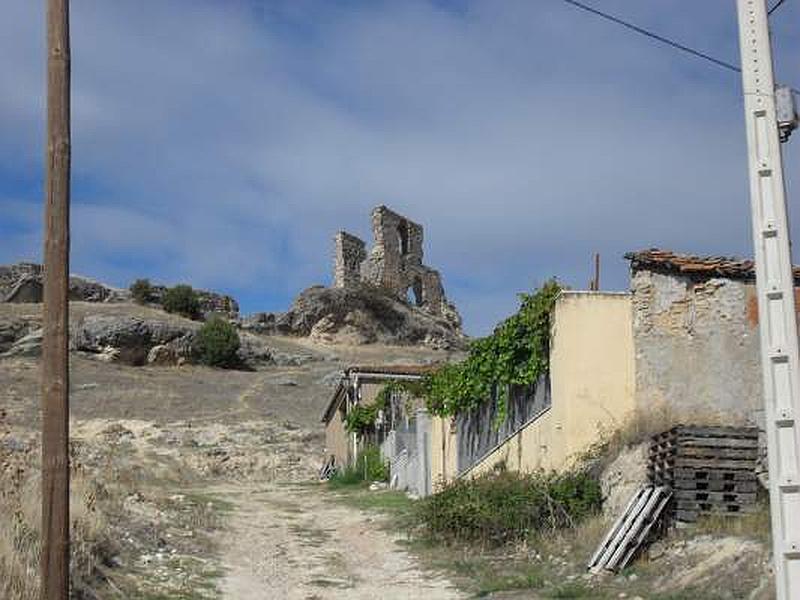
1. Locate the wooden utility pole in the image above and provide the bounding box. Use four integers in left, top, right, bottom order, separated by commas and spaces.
41, 1, 71, 598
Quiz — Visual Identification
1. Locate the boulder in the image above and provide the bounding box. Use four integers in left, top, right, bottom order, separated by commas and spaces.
599, 443, 649, 518
95, 346, 121, 363
0, 318, 30, 353
146, 344, 178, 366
4, 275, 43, 303
236, 333, 275, 368
73, 315, 198, 366
2, 329, 43, 358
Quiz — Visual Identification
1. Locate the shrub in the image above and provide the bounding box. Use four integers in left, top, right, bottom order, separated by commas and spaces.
197, 316, 240, 368
329, 445, 389, 486
415, 469, 601, 545
163, 284, 200, 319
129, 278, 153, 304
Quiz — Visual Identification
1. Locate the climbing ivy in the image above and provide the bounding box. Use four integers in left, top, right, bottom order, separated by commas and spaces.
343, 379, 425, 434
423, 280, 561, 421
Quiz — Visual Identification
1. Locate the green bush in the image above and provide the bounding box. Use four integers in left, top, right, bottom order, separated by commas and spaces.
329, 445, 389, 486
197, 316, 240, 368
415, 469, 601, 545
163, 284, 200, 319
129, 278, 153, 304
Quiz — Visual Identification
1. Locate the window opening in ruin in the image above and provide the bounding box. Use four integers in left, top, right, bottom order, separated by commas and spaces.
409, 277, 424, 307
397, 220, 410, 256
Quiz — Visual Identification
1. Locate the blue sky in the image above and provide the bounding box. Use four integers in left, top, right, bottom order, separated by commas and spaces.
2, 1, 800, 335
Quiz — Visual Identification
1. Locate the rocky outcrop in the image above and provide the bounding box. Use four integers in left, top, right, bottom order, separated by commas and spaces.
243, 284, 466, 349
144, 284, 239, 319
72, 315, 198, 366
0, 263, 129, 304
0, 318, 31, 353
2, 329, 43, 358
67, 314, 293, 369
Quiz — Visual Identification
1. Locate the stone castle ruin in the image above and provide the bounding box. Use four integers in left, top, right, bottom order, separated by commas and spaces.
333, 206, 457, 324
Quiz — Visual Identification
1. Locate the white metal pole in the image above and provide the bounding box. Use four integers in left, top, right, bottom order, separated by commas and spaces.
736, 2, 800, 597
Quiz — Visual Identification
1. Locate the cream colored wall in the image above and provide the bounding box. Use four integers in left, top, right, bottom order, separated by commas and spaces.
465, 292, 635, 476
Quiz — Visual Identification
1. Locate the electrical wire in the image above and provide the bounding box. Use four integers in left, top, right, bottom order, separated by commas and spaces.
559, 0, 800, 95
769, 0, 789, 15
560, 0, 740, 73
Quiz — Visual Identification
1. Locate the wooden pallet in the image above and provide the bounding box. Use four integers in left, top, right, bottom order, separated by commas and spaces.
672, 479, 758, 493
588, 486, 672, 573
648, 425, 760, 523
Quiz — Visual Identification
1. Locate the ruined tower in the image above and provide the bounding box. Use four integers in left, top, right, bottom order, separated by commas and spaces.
332, 206, 457, 323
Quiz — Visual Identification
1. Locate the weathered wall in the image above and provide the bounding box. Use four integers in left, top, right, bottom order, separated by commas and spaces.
333, 231, 367, 289
631, 269, 763, 425
464, 292, 635, 476
324, 401, 351, 469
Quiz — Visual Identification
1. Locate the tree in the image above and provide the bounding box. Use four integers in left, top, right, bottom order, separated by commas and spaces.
129, 278, 153, 304
197, 316, 240, 368
163, 284, 200, 319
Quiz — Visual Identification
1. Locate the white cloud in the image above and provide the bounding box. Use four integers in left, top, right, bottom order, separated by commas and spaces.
1, 0, 799, 334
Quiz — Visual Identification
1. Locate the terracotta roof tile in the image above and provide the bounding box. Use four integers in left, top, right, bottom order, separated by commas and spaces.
624, 248, 800, 282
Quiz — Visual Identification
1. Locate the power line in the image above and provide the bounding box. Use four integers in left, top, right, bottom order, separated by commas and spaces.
769, 0, 789, 15
560, 0, 740, 73
559, 0, 800, 95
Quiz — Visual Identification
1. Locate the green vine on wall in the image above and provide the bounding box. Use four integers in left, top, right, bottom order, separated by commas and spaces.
344, 379, 426, 434
423, 280, 561, 421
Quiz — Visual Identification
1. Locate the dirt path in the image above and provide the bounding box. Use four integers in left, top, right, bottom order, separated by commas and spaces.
212, 482, 464, 600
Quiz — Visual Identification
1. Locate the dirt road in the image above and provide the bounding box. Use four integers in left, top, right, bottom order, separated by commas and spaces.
213, 482, 464, 600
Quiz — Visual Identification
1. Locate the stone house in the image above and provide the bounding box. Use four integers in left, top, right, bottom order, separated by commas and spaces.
625, 249, 797, 427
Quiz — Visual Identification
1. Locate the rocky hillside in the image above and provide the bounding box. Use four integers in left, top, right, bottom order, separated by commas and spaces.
242, 284, 467, 349
0, 262, 238, 318
1, 262, 466, 350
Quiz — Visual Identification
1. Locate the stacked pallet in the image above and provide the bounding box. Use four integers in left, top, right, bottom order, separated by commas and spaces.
648, 425, 760, 523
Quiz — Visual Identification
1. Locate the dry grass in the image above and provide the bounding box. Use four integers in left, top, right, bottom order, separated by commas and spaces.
0, 454, 117, 600
691, 501, 772, 543
580, 402, 748, 474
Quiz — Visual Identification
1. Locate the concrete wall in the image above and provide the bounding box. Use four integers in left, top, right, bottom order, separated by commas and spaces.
464, 291, 636, 476
631, 269, 764, 426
